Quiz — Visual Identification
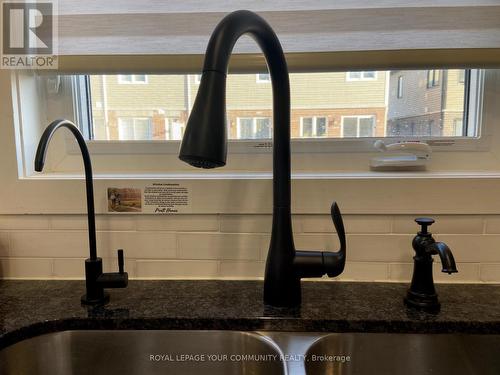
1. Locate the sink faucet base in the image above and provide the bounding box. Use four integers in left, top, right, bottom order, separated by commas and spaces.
404, 290, 440, 312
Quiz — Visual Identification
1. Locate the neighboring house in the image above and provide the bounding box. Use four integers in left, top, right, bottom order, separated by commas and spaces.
387, 70, 465, 137
91, 71, 388, 140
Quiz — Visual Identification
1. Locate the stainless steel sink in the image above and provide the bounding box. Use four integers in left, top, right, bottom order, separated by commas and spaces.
304, 333, 500, 375
0, 330, 286, 375
1, 330, 500, 375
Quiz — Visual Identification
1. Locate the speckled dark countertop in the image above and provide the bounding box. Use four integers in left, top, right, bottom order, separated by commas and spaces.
1, 280, 499, 349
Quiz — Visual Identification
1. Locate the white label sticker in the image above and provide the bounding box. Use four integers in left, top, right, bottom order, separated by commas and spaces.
143, 183, 191, 214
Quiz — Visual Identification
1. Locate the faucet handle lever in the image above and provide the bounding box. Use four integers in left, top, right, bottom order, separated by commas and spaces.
331, 202, 346, 256
321, 202, 346, 277
117, 249, 124, 274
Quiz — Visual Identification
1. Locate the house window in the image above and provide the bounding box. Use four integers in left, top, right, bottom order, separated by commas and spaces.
397, 76, 403, 98
237, 117, 271, 139
194, 74, 201, 84
427, 69, 440, 88
300, 117, 328, 137
347, 71, 377, 81
117, 118, 152, 140
117, 75, 148, 84
341, 116, 376, 137
256, 73, 271, 83
165, 118, 185, 140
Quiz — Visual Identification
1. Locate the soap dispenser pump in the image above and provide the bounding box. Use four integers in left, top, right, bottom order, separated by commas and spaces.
405, 217, 458, 312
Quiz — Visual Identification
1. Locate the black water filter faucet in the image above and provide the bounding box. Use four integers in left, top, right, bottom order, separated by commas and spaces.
35, 119, 128, 305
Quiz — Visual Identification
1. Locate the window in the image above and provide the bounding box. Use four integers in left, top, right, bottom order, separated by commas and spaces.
117, 118, 152, 140
237, 117, 271, 139
397, 76, 403, 98
300, 117, 328, 137
256, 73, 271, 83
117, 75, 148, 84
194, 74, 201, 84
427, 69, 440, 88
347, 71, 377, 81
165, 118, 185, 140
341, 116, 376, 137
81, 69, 479, 144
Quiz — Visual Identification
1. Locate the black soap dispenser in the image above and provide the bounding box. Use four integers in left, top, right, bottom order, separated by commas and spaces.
404, 218, 458, 312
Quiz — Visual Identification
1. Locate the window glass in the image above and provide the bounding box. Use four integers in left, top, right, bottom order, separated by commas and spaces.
343, 117, 358, 137
238, 118, 254, 139
118, 118, 134, 140
316, 117, 327, 136
255, 118, 271, 138
359, 117, 375, 137
302, 117, 313, 137
89, 70, 470, 141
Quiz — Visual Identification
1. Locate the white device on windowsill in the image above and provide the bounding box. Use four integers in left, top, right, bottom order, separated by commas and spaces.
370, 140, 432, 170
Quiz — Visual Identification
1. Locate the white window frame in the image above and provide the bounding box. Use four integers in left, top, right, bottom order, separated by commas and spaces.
236, 117, 272, 139
346, 71, 377, 81
341, 115, 376, 138
10, 68, 497, 182
256, 73, 271, 83
117, 74, 148, 84
300, 116, 328, 138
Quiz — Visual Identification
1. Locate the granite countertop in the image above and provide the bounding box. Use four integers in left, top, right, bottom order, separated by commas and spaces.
1, 280, 499, 349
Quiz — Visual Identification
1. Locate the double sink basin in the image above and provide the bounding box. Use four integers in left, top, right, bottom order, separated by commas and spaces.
1, 330, 499, 375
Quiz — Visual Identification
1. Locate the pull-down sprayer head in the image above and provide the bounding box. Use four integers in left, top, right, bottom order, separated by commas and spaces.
179, 71, 227, 169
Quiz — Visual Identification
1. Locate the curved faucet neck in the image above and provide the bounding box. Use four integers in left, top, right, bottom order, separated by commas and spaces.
34, 119, 97, 260
203, 10, 291, 210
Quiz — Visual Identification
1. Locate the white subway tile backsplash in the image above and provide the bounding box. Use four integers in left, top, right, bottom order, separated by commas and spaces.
300, 215, 392, 234
50, 215, 136, 231
0, 233, 9, 257
10, 231, 88, 258
0, 212, 498, 283
220, 215, 272, 233
393, 215, 484, 234
136, 260, 219, 278
137, 215, 218, 232
0, 258, 52, 278
433, 263, 480, 283
480, 264, 500, 282
0, 215, 50, 230
52, 257, 137, 279
219, 261, 265, 278
220, 215, 300, 234
338, 262, 389, 281
348, 234, 413, 262
388, 263, 413, 281
484, 216, 500, 234
178, 233, 264, 260
389, 262, 480, 283
437, 235, 500, 263
96, 231, 176, 259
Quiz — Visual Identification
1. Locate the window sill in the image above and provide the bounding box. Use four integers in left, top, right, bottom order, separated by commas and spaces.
23, 170, 500, 181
